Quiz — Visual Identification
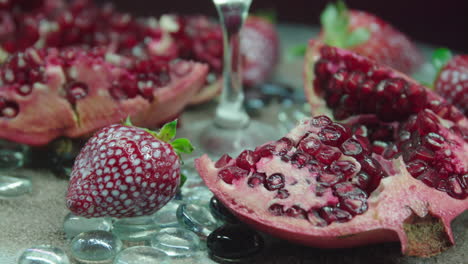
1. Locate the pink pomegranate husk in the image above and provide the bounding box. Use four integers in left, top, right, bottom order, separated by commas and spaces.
195, 118, 468, 256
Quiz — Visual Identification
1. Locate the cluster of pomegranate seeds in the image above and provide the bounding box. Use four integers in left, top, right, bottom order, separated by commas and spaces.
397, 110, 467, 199
313, 46, 463, 124
215, 116, 391, 226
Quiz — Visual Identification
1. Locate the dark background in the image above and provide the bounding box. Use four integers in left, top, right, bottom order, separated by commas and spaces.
101, 0, 468, 52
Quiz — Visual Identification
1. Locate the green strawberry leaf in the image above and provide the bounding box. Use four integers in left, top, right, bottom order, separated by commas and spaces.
123, 116, 134, 126
157, 120, 178, 142
432, 48, 453, 74
345, 27, 370, 47
288, 44, 308, 57
171, 138, 194, 155
253, 9, 277, 24
321, 0, 350, 48
179, 172, 187, 188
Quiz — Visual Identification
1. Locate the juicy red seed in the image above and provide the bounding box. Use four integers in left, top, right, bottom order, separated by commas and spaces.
318, 124, 349, 146
264, 173, 285, 191
329, 160, 358, 178
360, 156, 384, 177
417, 169, 439, 187
329, 69, 349, 93
268, 203, 284, 216
291, 151, 309, 167
352, 124, 368, 137
406, 146, 435, 162
218, 166, 248, 184
335, 182, 368, 215
314, 59, 331, 80
215, 154, 233, 168
171, 61, 192, 77
298, 137, 321, 156
423, 132, 445, 150
406, 160, 427, 177
317, 173, 343, 187
417, 110, 440, 135
247, 172, 266, 188
66, 81, 88, 104
254, 144, 275, 158
383, 143, 399, 159
315, 146, 341, 165
280, 155, 291, 163
371, 141, 388, 155
307, 159, 322, 172
319, 206, 352, 224
274, 137, 293, 156
340, 138, 363, 157
352, 172, 371, 191
275, 189, 290, 199
344, 71, 366, 93
399, 130, 411, 142
236, 150, 259, 170
438, 176, 466, 199
307, 209, 327, 227
0, 98, 19, 118
15, 84, 32, 96
311, 115, 332, 128
285, 205, 307, 219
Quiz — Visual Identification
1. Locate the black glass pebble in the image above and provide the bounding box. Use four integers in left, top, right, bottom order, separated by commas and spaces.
207, 224, 264, 260
209, 197, 239, 224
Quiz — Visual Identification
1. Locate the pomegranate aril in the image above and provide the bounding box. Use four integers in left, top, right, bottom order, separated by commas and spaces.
318, 173, 343, 187
417, 110, 440, 135
218, 166, 248, 184
291, 151, 309, 168
319, 206, 352, 224
406, 160, 427, 177
372, 141, 388, 155
318, 123, 349, 147
344, 71, 365, 94
383, 143, 399, 159
66, 81, 89, 104
215, 154, 233, 168
315, 146, 341, 165
417, 169, 439, 188
236, 150, 259, 170
268, 203, 284, 216
340, 137, 364, 157
360, 156, 384, 177
285, 205, 307, 219
328, 69, 348, 93
406, 146, 435, 163
264, 173, 285, 191
0, 98, 19, 118
423, 133, 445, 150
254, 144, 275, 158
329, 160, 358, 178
274, 137, 293, 156
338, 194, 368, 216
352, 171, 371, 191
438, 176, 466, 199
247, 172, 266, 188
310, 115, 332, 128
298, 137, 321, 156
307, 209, 327, 227
275, 189, 290, 199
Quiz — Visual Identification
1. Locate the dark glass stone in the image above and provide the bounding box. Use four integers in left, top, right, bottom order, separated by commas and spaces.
209, 197, 239, 224
207, 224, 264, 260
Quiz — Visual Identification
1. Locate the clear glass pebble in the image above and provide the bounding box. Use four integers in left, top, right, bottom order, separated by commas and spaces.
70, 230, 122, 263
0, 174, 32, 199
150, 227, 200, 258
63, 213, 113, 239
0, 139, 28, 170
152, 200, 181, 228
181, 186, 213, 205
176, 203, 222, 238
113, 214, 159, 242
113, 246, 168, 264
18, 245, 70, 264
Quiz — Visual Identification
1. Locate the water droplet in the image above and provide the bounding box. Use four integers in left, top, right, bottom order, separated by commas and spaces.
209, 197, 238, 224
150, 227, 200, 258
70, 230, 122, 263
113, 246, 168, 264
18, 245, 70, 264
207, 224, 264, 260
152, 200, 181, 228
63, 213, 113, 239
176, 203, 222, 238
113, 214, 159, 242
0, 174, 32, 198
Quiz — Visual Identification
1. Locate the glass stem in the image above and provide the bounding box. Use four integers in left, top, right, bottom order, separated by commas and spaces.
213, 0, 252, 129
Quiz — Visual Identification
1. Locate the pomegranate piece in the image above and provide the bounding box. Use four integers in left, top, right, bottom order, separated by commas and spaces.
196, 116, 468, 257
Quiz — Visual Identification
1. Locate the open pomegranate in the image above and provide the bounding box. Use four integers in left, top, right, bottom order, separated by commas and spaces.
196, 41, 467, 257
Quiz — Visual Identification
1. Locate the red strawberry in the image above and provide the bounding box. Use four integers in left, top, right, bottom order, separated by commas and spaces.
318, 1, 423, 74
66, 119, 193, 218
241, 15, 280, 86
432, 49, 468, 116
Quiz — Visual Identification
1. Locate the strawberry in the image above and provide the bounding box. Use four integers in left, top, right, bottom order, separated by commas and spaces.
65, 119, 193, 218
431, 48, 468, 116
241, 15, 280, 86
318, 1, 423, 74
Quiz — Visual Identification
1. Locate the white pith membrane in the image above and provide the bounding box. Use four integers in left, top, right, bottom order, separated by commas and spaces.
196, 118, 468, 256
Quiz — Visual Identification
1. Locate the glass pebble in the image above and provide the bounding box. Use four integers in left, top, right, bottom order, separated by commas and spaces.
207, 224, 264, 260
63, 213, 113, 239
70, 230, 122, 263
152, 200, 181, 228
18, 245, 70, 264
113, 246, 168, 264
0, 174, 32, 198
209, 197, 238, 224
0, 139, 28, 170
176, 203, 222, 238
181, 186, 213, 205
113, 214, 159, 242
150, 227, 200, 258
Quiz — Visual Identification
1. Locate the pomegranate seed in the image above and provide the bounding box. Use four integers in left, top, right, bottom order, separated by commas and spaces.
307, 159, 322, 172
275, 189, 290, 199
264, 173, 285, 191
236, 150, 259, 170
423, 132, 445, 150
318, 123, 349, 146
352, 171, 371, 191
329, 160, 358, 178
328, 69, 348, 93
299, 137, 321, 156
439, 176, 466, 199
417, 169, 439, 188
318, 173, 343, 187
15, 84, 32, 96
315, 146, 341, 165
335, 183, 368, 215
372, 141, 388, 155
406, 160, 427, 177
274, 137, 293, 156
171, 61, 193, 77
0, 98, 19, 118
310, 115, 332, 128
352, 124, 368, 137
307, 209, 327, 227
66, 81, 89, 104
344, 71, 366, 94
360, 156, 384, 177
382, 143, 399, 159
268, 203, 284, 216
247, 172, 266, 188
314, 59, 331, 81
285, 205, 307, 219
218, 166, 248, 184
215, 154, 233, 168
254, 144, 275, 158
406, 146, 435, 162
417, 110, 440, 135
319, 206, 352, 224
291, 151, 309, 168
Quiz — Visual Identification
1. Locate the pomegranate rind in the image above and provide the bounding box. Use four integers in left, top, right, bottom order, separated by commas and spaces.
196, 118, 468, 257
